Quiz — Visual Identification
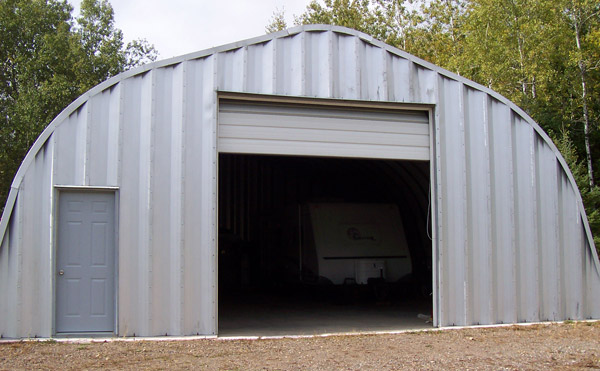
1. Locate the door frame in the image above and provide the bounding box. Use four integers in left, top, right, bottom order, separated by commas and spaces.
52, 186, 120, 336
214, 92, 439, 332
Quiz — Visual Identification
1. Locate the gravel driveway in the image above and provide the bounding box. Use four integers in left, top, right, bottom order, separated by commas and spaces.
1, 321, 599, 370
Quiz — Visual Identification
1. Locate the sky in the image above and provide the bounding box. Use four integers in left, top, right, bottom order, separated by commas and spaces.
68, 0, 311, 60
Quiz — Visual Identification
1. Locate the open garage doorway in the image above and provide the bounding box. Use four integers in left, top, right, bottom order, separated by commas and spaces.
217, 154, 433, 336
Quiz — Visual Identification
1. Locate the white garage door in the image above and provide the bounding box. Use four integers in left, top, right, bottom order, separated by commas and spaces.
218, 100, 430, 160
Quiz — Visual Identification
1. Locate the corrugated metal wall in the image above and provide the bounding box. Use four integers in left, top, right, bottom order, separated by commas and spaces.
0, 25, 599, 337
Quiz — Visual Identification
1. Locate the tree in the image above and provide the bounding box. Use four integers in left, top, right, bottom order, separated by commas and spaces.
266, 8, 288, 33
0, 0, 157, 212
561, 0, 600, 188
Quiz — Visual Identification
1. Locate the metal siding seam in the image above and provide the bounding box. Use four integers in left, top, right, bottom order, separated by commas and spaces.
466, 88, 492, 324
42, 139, 54, 336
85, 100, 92, 186
558, 167, 567, 319
427, 107, 439, 327
433, 74, 443, 326
354, 36, 360, 100
380, 47, 388, 101
179, 60, 187, 334
19, 168, 34, 336
182, 59, 200, 334
0, 224, 9, 336
536, 142, 559, 320
384, 52, 394, 102
570, 195, 584, 319
264, 41, 275, 95
88, 93, 107, 185
107, 83, 121, 186
210, 55, 218, 335
149, 68, 158, 334
447, 79, 467, 325
169, 62, 184, 335
534, 138, 545, 320
119, 78, 141, 336
16, 184, 23, 335
242, 46, 248, 94
559, 175, 575, 318
300, 32, 306, 97
484, 95, 496, 323
513, 121, 538, 321
488, 99, 500, 323
585, 237, 600, 317
508, 112, 519, 323
464, 86, 478, 325
330, 31, 338, 98
270, 40, 276, 94
493, 103, 517, 324
74, 103, 88, 185
358, 40, 367, 99
460, 84, 470, 325
138, 70, 154, 335
530, 129, 541, 322
155, 67, 173, 335
304, 33, 313, 96
274, 38, 283, 94
437, 76, 450, 325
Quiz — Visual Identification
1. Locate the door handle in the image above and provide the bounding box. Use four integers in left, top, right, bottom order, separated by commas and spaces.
58, 269, 64, 276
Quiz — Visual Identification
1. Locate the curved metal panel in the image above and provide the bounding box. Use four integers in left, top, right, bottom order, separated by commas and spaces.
0, 25, 599, 337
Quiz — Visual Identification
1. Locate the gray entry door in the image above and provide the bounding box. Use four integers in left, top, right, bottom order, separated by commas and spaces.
56, 191, 116, 333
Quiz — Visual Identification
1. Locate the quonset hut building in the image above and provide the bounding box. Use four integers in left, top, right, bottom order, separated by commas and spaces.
0, 25, 599, 338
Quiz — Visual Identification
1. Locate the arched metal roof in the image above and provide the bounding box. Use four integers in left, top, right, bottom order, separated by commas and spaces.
0, 24, 594, 248
1, 24, 598, 337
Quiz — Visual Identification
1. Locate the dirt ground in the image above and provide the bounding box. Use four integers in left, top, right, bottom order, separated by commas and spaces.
1, 322, 599, 370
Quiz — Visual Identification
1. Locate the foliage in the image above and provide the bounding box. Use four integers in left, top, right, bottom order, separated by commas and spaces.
284, 0, 600, 246
0, 0, 157, 213
266, 8, 288, 33
554, 129, 600, 255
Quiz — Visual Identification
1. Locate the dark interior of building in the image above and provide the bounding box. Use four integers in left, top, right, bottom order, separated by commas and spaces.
217, 153, 433, 335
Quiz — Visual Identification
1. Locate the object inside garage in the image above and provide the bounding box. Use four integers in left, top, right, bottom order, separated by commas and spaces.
218, 154, 433, 336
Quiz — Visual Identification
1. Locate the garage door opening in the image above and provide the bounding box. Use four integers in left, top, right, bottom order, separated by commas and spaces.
217, 154, 433, 336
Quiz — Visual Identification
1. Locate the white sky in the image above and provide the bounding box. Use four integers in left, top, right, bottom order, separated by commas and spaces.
68, 0, 311, 59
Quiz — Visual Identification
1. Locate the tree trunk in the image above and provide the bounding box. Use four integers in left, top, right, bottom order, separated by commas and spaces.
573, 15, 594, 187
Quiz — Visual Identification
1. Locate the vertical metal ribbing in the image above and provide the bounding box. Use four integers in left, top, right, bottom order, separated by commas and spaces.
432, 72, 443, 327
84, 101, 92, 186
148, 68, 157, 334
242, 46, 248, 94
166, 63, 185, 335
438, 77, 468, 326
106, 83, 121, 186
136, 70, 154, 335
178, 60, 187, 335
16, 188, 24, 335
489, 100, 517, 324
379, 47, 388, 101
210, 54, 218, 335
300, 32, 306, 97
73, 104, 88, 185
459, 83, 469, 326
463, 88, 492, 325
408, 61, 417, 103
327, 30, 334, 98
354, 36, 360, 100
330, 31, 339, 98
42, 138, 54, 335
512, 118, 539, 322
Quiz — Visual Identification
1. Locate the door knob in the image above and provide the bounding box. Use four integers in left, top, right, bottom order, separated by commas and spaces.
58, 269, 64, 276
